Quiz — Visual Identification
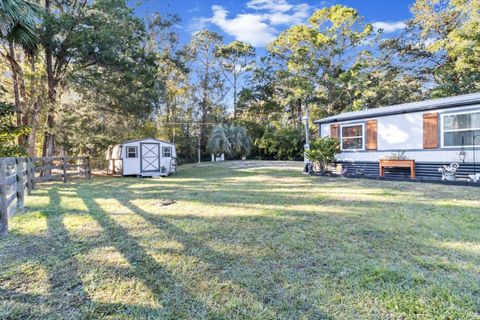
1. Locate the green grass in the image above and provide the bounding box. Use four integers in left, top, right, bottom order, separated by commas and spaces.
1, 160, 479, 319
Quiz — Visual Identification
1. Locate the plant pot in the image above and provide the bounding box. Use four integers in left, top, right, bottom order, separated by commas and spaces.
445, 175, 456, 181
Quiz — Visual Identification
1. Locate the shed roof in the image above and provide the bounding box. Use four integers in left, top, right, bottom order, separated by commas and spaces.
120, 138, 175, 145
314, 92, 480, 124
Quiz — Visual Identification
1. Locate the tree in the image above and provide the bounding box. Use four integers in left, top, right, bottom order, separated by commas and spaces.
1, 0, 41, 151
207, 124, 252, 158
348, 48, 426, 111
216, 40, 255, 118
185, 30, 227, 155
0, 102, 30, 156
40, 0, 160, 157
268, 5, 373, 120
412, 0, 480, 96
148, 13, 200, 163
237, 56, 284, 123
383, 0, 480, 98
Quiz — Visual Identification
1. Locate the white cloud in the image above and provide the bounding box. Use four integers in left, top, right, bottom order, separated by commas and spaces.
247, 0, 293, 12
209, 5, 277, 47
372, 21, 406, 34
189, 0, 313, 47
264, 3, 310, 26
189, 17, 210, 33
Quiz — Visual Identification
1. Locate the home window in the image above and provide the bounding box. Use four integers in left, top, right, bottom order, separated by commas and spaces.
162, 147, 172, 157
341, 124, 364, 150
442, 110, 480, 147
126, 146, 137, 158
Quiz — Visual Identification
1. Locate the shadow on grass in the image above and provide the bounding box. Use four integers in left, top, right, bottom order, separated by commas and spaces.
2, 163, 480, 319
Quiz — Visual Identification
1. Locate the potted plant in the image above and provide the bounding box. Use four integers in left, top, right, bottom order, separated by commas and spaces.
387, 151, 407, 160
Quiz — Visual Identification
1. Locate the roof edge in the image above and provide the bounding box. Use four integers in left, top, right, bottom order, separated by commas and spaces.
314, 93, 480, 124
120, 138, 175, 145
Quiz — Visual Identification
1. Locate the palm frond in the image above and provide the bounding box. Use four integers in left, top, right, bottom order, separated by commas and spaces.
0, 0, 41, 53
207, 124, 252, 157
207, 125, 232, 155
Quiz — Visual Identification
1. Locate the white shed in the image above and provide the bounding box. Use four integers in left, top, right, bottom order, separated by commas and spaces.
106, 138, 177, 177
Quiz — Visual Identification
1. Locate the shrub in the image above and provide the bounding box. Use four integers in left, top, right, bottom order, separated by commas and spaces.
305, 137, 340, 172
256, 124, 305, 160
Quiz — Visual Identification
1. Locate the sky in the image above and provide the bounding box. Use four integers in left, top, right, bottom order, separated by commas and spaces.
132, 0, 416, 49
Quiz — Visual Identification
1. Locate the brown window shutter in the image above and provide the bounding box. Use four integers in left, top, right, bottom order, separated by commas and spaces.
423, 112, 438, 149
330, 124, 339, 140
366, 120, 378, 150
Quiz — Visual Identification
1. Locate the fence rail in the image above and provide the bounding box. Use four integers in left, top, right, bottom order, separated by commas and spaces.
0, 156, 91, 236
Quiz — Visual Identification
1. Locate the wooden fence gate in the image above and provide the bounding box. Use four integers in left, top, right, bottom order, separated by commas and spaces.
0, 156, 91, 236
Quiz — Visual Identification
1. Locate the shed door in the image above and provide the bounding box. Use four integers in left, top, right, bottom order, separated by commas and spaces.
140, 143, 160, 172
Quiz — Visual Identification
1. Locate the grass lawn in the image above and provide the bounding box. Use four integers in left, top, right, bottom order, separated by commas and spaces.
1, 161, 479, 319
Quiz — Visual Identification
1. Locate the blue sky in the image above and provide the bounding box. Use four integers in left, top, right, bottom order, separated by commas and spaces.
133, 0, 415, 48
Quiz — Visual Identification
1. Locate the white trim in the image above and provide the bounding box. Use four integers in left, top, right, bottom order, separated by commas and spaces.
162, 146, 172, 158
126, 146, 138, 158
441, 109, 480, 148
340, 123, 365, 151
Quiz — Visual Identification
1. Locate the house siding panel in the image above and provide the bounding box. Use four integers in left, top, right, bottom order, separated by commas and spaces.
337, 161, 480, 180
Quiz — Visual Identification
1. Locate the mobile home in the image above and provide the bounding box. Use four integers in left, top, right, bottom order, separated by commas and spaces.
315, 93, 480, 180
107, 138, 177, 177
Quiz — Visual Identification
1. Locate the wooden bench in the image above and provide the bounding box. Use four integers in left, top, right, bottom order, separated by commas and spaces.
379, 160, 416, 179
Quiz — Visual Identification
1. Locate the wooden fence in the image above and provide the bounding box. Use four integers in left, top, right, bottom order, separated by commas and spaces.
0, 156, 91, 236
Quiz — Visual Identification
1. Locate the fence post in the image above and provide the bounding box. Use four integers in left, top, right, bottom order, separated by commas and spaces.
29, 157, 35, 190
86, 156, 91, 180
62, 157, 67, 183
26, 157, 32, 195
0, 159, 8, 236
16, 158, 25, 212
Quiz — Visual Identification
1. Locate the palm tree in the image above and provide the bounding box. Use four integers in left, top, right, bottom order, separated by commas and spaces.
207, 124, 252, 159
0, 0, 40, 53
207, 125, 232, 158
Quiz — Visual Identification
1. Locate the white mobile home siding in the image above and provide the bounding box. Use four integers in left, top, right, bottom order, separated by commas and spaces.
320, 104, 480, 163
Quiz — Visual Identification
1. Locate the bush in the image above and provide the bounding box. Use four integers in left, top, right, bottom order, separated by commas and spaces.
305, 137, 340, 173
256, 124, 305, 160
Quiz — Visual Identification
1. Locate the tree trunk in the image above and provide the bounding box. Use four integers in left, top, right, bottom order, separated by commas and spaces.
233, 74, 237, 119
27, 57, 42, 156
296, 99, 302, 127
7, 43, 28, 147
200, 72, 209, 155
43, 0, 57, 157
